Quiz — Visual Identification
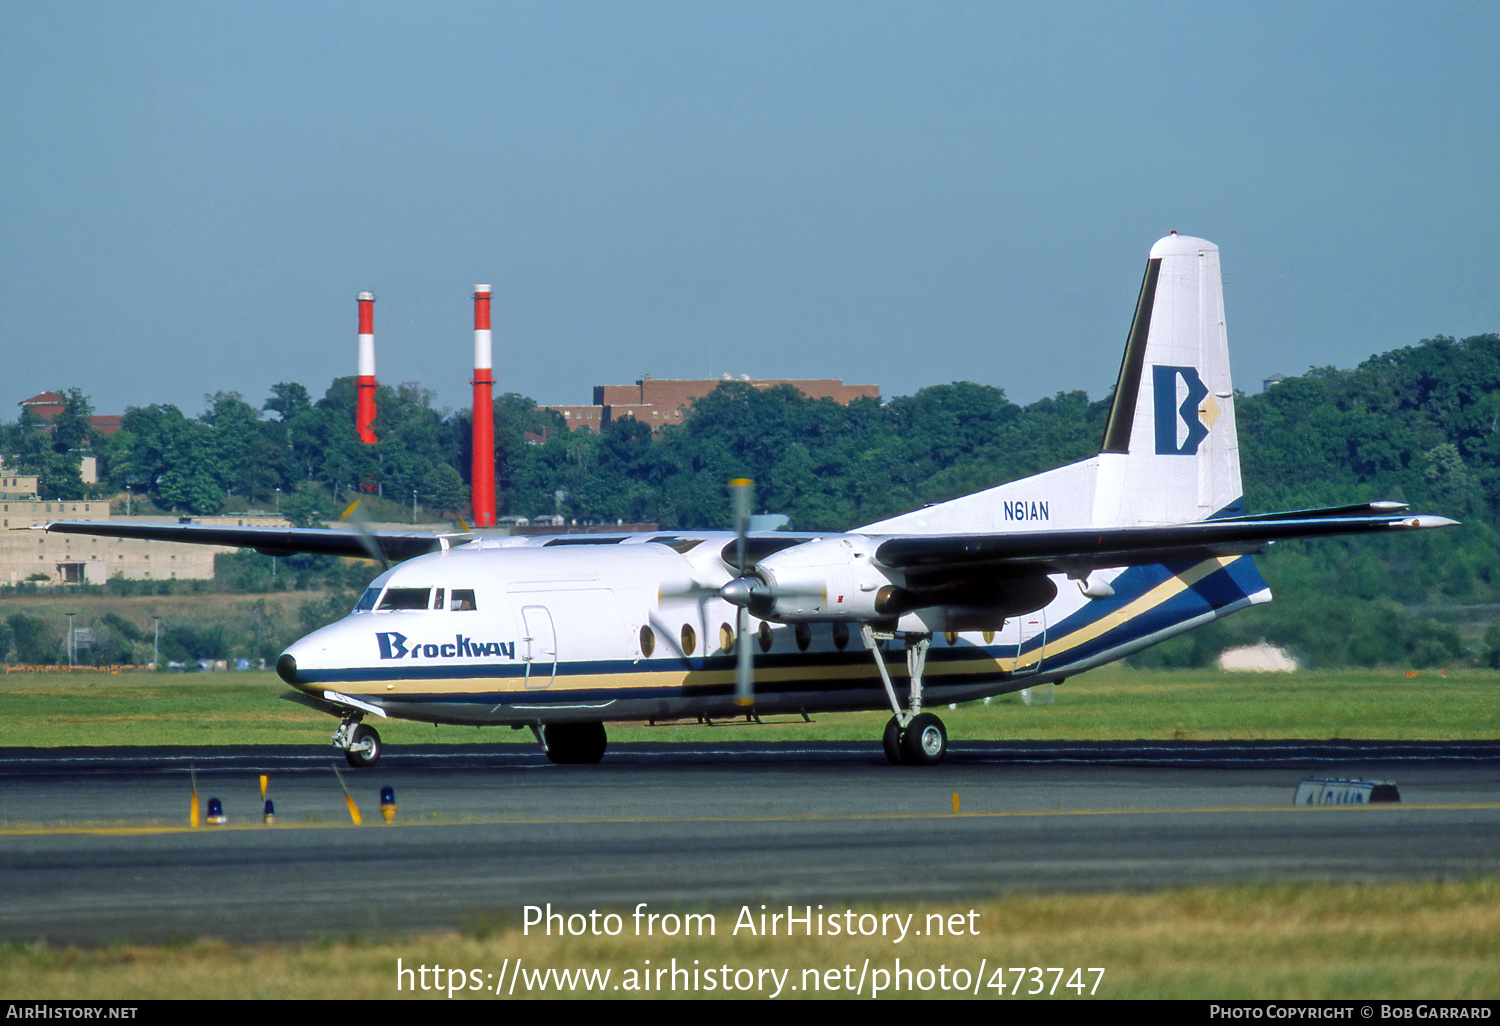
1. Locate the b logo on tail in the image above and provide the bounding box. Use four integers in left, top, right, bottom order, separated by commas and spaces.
1153, 365, 1210, 456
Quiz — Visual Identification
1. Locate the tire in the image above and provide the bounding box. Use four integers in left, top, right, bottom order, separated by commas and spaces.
882, 716, 904, 765
344, 724, 382, 768
899, 713, 946, 766
544, 722, 608, 765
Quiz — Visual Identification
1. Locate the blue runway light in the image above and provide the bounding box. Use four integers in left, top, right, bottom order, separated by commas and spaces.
263, 799, 276, 824
206, 797, 226, 824
380, 786, 397, 823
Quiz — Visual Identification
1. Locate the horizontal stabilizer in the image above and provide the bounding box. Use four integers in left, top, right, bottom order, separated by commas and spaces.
1209, 501, 1410, 523
875, 510, 1458, 578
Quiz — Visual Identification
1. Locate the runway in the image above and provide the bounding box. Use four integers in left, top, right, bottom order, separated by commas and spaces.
1, 741, 1497, 946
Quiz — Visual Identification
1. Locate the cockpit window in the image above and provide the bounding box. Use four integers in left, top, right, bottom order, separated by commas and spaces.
432, 588, 445, 611
354, 587, 380, 612
450, 589, 477, 611
377, 587, 434, 611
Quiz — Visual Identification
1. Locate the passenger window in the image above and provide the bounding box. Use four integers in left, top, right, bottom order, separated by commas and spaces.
450, 589, 477, 611
377, 588, 432, 611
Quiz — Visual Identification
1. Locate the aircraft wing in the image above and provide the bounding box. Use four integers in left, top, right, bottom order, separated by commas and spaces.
42, 520, 463, 563
875, 504, 1458, 580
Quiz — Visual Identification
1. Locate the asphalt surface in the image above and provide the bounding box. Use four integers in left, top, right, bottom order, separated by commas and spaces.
1, 741, 1497, 946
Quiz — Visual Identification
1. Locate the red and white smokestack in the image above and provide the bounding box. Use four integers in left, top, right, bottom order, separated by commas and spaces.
355, 291, 378, 444
471, 284, 496, 527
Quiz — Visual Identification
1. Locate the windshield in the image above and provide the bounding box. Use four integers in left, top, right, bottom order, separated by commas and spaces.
376, 587, 433, 611
355, 586, 480, 612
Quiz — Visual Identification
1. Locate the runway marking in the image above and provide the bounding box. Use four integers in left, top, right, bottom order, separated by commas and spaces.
3, 801, 1497, 837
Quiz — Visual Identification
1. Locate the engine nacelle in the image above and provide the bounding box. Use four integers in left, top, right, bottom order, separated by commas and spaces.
753, 536, 907, 622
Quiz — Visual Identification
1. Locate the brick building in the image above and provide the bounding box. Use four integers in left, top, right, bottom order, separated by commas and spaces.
547, 375, 880, 435
19, 391, 123, 437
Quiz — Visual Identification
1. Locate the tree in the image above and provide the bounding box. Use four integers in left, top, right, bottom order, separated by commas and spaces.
6, 614, 57, 665
420, 463, 468, 517
281, 482, 336, 528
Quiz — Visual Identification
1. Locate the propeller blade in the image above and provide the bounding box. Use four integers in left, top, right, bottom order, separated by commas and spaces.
734, 604, 753, 706
731, 478, 752, 574
657, 579, 723, 602
647, 610, 696, 669
340, 497, 390, 570
729, 478, 755, 707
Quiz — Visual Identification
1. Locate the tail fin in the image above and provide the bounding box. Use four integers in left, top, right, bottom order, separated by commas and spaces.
858, 233, 1242, 536
1094, 233, 1243, 525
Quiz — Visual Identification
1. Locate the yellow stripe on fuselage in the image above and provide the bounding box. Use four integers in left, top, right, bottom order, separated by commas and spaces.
1027, 556, 1237, 664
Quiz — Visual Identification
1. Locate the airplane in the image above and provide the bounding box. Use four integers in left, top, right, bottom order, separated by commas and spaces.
45, 233, 1457, 767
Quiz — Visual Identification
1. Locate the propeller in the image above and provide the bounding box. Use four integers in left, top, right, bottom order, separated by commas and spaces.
720, 479, 825, 705
655, 478, 819, 709
341, 498, 390, 570
650, 480, 759, 704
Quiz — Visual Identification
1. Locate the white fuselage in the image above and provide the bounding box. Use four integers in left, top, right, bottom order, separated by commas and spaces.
278, 530, 1261, 726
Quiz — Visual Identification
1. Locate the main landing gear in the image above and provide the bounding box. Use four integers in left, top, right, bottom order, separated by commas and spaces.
863, 627, 947, 766
334, 718, 382, 768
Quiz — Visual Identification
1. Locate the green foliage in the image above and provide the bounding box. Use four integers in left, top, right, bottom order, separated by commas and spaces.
280, 482, 336, 528
6, 613, 58, 665
297, 591, 359, 635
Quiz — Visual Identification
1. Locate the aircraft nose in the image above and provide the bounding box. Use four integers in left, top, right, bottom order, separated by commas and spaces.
276, 653, 299, 684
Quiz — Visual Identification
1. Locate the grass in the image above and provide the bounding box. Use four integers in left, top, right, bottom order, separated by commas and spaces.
0, 663, 1494, 748
1, 880, 1496, 999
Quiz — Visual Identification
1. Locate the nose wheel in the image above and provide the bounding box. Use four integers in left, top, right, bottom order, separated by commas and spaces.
334, 720, 383, 768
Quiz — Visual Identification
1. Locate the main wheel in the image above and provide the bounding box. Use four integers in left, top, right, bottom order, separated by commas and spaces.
899, 713, 946, 766
344, 724, 382, 768
882, 716, 904, 765
544, 722, 607, 765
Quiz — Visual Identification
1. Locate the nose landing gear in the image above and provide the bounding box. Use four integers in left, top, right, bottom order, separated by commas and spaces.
334, 719, 383, 768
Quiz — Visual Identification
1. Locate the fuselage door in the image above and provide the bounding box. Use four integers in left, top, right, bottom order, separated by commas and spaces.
520, 604, 557, 689
1017, 608, 1047, 673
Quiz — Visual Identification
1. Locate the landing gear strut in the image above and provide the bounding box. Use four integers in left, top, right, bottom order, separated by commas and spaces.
864, 627, 947, 766
334, 718, 383, 768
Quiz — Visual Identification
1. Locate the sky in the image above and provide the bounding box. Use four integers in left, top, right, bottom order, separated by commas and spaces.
3, 1, 1498, 423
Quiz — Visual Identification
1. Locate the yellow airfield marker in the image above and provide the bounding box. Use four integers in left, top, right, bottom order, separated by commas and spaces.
953, 792, 960, 814
189, 766, 200, 827
259, 775, 268, 802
